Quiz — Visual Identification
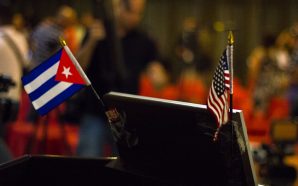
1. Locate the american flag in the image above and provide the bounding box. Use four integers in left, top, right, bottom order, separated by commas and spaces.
207, 49, 230, 126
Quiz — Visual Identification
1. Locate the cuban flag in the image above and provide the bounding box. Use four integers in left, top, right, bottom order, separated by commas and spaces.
22, 46, 91, 115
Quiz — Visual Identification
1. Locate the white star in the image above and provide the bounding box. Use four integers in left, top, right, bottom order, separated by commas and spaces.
62, 66, 72, 79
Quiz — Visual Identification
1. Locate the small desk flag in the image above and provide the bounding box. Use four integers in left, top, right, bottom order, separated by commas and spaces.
207, 48, 230, 126
22, 46, 90, 115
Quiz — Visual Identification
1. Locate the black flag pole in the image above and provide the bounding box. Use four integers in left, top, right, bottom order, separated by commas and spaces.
90, 84, 107, 111
227, 31, 234, 122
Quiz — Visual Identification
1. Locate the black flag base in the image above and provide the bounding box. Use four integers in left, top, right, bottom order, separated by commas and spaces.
105, 108, 139, 148
217, 120, 247, 186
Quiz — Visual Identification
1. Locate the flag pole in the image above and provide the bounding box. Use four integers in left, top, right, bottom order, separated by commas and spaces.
59, 37, 107, 111
227, 31, 234, 122
227, 31, 234, 183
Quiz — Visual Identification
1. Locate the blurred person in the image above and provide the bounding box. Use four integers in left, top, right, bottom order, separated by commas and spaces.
73, 12, 96, 51
247, 34, 290, 121
12, 13, 29, 39
287, 66, 298, 118
139, 60, 179, 100
177, 68, 207, 104
290, 24, 298, 65
286, 23, 298, 118
63, 11, 83, 54
0, 2, 29, 162
173, 18, 212, 104
174, 18, 213, 76
30, 5, 77, 68
75, 0, 159, 157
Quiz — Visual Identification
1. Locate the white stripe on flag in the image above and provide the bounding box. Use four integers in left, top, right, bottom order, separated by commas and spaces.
63, 46, 91, 85
209, 87, 221, 121
207, 97, 220, 123
32, 81, 72, 109
24, 62, 59, 94
211, 85, 224, 109
222, 92, 228, 124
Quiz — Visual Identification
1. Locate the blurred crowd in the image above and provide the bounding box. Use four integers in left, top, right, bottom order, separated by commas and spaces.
0, 0, 298, 163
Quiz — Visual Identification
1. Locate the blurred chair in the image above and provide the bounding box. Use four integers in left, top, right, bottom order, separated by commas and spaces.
254, 119, 298, 185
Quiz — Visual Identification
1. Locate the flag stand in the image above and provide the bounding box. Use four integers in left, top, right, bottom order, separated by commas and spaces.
212, 31, 235, 183
227, 31, 234, 152
227, 30, 235, 186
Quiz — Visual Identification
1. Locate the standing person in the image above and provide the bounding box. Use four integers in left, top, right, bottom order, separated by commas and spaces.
0, 2, 29, 162
287, 24, 298, 118
248, 34, 290, 115
30, 5, 77, 68
76, 0, 159, 157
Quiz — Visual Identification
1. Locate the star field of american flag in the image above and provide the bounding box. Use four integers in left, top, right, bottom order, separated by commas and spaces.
207, 48, 230, 126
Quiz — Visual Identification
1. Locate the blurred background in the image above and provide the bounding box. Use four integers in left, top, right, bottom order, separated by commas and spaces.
1, 0, 298, 185
10, 0, 298, 80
